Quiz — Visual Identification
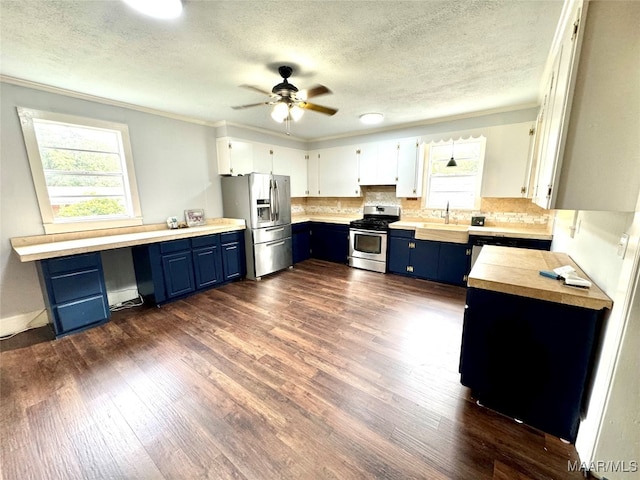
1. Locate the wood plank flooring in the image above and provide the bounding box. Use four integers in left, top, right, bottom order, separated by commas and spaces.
1, 259, 584, 479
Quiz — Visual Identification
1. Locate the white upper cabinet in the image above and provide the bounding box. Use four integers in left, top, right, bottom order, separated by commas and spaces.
216, 137, 254, 175
307, 151, 320, 197
273, 146, 308, 197
480, 122, 534, 198
396, 138, 423, 198
357, 141, 399, 186
252, 142, 274, 174
317, 146, 360, 197
533, 0, 640, 211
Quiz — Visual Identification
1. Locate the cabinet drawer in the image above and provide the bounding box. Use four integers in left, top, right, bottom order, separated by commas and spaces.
56, 295, 109, 333
389, 229, 414, 239
50, 269, 104, 304
220, 230, 244, 245
46, 253, 100, 274
160, 239, 191, 254
191, 234, 220, 249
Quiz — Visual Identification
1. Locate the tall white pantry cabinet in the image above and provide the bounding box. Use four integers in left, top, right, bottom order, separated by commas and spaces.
531, 0, 640, 211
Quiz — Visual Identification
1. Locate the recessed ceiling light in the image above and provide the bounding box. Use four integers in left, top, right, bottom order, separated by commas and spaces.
122, 0, 183, 19
359, 113, 384, 125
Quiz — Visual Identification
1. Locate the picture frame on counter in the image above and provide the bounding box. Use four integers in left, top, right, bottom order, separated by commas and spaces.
184, 209, 205, 227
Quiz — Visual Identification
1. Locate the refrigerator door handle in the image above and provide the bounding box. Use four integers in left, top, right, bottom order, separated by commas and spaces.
273, 179, 279, 220
265, 226, 285, 233
269, 179, 275, 221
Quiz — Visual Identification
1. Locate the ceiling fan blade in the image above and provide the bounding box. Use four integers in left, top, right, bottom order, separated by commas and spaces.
240, 84, 273, 96
299, 102, 338, 116
300, 85, 331, 99
231, 101, 270, 110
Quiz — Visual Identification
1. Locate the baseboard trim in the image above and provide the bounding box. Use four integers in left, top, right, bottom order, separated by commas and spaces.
0, 309, 50, 338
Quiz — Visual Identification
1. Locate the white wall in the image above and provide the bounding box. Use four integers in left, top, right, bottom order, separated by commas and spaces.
552, 208, 640, 478
0, 82, 222, 331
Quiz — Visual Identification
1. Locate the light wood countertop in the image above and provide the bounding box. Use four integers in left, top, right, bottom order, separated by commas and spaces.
11, 218, 246, 262
291, 214, 359, 225
390, 220, 553, 241
468, 245, 613, 311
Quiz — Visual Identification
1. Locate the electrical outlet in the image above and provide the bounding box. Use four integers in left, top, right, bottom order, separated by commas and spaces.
618, 233, 629, 258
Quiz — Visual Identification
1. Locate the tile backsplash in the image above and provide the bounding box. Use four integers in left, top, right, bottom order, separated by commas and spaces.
292, 186, 552, 229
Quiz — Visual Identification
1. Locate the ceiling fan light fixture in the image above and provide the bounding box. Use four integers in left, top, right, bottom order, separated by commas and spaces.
122, 0, 182, 19
270, 102, 289, 123
359, 113, 384, 125
290, 105, 304, 122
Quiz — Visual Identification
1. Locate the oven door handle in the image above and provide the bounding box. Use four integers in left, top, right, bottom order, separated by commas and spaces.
350, 228, 386, 235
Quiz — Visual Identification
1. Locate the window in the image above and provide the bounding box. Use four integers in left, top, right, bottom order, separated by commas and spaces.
17, 107, 142, 233
424, 135, 486, 210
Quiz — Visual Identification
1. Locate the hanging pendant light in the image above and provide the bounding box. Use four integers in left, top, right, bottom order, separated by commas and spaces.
446, 139, 457, 167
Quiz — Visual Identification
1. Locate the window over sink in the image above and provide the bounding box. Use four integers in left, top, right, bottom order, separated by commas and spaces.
424, 135, 486, 210
17, 107, 143, 234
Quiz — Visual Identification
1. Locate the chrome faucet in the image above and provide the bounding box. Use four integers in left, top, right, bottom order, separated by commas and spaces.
443, 201, 450, 224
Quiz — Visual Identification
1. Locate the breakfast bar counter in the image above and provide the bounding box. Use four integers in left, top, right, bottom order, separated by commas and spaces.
10, 218, 246, 262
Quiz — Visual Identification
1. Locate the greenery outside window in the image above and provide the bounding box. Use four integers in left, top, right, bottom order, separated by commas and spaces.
18, 107, 143, 234
424, 135, 486, 210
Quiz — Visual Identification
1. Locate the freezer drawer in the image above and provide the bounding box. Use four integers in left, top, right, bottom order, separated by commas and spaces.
253, 236, 292, 278
252, 224, 291, 245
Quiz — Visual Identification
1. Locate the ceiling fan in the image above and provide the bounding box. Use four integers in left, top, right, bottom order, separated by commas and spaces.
232, 66, 338, 126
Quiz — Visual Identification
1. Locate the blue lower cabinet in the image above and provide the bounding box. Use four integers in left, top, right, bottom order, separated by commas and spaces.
438, 243, 472, 286
292, 222, 311, 264
220, 231, 245, 280
38, 252, 110, 338
388, 229, 471, 285
310, 222, 349, 264
162, 250, 195, 298
132, 231, 245, 305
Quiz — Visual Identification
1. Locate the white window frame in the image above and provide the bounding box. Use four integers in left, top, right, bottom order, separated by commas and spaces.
17, 107, 143, 234
423, 135, 486, 210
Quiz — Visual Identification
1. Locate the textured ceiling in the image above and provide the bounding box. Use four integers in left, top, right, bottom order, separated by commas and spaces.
0, 0, 563, 140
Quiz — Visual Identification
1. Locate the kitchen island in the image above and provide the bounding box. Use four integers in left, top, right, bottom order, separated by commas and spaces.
460, 246, 612, 443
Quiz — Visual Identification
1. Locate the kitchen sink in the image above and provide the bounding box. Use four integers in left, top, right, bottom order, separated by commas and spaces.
415, 223, 470, 244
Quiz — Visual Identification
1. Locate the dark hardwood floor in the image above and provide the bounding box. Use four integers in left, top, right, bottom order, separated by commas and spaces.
1, 259, 583, 479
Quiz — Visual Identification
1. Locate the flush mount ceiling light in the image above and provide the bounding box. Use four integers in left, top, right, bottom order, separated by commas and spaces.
359, 113, 384, 125
122, 0, 183, 19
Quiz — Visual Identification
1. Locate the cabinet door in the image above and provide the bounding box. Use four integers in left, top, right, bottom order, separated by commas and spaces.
252, 142, 273, 174
317, 146, 360, 197
216, 138, 254, 175
357, 143, 378, 185
292, 223, 311, 264
396, 138, 423, 197
274, 146, 308, 197
377, 141, 399, 185
480, 122, 533, 198
533, 2, 585, 209
387, 236, 412, 275
411, 240, 439, 280
162, 251, 195, 298
221, 242, 242, 280
310, 223, 349, 263
437, 243, 470, 286
193, 246, 223, 289
307, 151, 320, 197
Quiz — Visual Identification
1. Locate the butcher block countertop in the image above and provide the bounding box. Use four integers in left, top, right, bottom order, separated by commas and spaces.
469, 245, 612, 311
11, 218, 246, 263
390, 220, 553, 241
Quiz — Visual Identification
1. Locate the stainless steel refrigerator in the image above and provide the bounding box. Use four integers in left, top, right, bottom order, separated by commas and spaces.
221, 173, 292, 280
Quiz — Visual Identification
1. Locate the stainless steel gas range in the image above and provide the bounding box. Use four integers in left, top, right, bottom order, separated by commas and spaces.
348, 206, 401, 273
